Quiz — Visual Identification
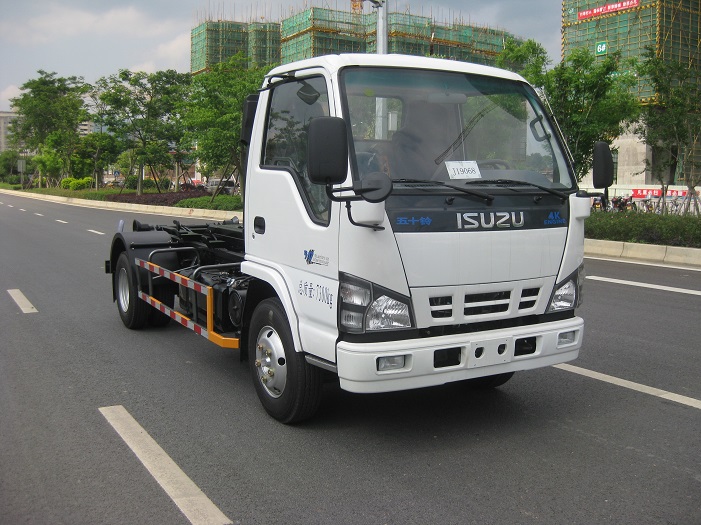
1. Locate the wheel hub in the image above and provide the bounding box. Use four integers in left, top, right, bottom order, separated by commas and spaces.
254, 326, 287, 398
117, 267, 130, 312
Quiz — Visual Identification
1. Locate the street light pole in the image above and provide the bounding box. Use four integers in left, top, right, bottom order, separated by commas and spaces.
366, 1, 388, 139
366, 0, 387, 55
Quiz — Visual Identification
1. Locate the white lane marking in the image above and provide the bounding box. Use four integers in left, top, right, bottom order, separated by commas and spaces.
87, 229, 105, 235
554, 364, 701, 410
7, 289, 38, 313
34, 213, 44, 216
586, 275, 701, 296
99, 405, 233, 525
56, 219, 68, 224
19, 208, 26, 211
7, 205, 13, 208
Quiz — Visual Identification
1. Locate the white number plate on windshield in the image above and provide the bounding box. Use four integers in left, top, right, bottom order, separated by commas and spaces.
445, 161, 481, 179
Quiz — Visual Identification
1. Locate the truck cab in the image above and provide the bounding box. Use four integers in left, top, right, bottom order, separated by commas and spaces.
109, 54, 612, 423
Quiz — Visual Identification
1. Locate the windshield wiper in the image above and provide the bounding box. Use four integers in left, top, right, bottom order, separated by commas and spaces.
463, 178, 568, 202
393, 179, 494, 202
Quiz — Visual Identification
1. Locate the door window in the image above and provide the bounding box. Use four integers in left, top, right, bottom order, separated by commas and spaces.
263, 76, 331, 223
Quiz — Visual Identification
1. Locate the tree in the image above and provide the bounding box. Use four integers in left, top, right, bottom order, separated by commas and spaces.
72, 132, 121, 186
33, 146, 63, 183
0, 149, 21, 178
497, 44, 640, 182
10, 70, 88, 178
181, 54, 268, 199
543, 48, 640, 181
635, 47, 701, 214
98, 69, 191, 194
496, 38, 550, 88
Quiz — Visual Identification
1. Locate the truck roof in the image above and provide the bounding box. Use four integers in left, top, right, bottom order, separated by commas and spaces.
265, 53, 527, 84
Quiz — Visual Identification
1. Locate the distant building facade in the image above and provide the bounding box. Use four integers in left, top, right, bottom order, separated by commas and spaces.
563, 0, 701, 188
190, 7, 520, 74
0, 110, 16, 152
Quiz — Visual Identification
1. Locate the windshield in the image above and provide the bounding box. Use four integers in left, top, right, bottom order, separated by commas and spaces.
340, 67, 576, 191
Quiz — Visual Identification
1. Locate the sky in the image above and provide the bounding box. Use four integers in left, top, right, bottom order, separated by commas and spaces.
0, 0, 565, 112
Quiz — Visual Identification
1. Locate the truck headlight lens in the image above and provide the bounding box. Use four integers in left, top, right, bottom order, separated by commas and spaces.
367, 295, 411, 330
548, 280, 577, 312
339, 274, 413, 333
547, 265, 584, 312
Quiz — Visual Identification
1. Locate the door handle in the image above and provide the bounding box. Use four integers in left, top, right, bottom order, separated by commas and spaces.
254, 216, 265, 234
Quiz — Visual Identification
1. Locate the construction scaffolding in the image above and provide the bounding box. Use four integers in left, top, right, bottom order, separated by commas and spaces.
191, 21, 249, 74
281, 7, 518, 65
191, 6, 521, 73
562, 0, 701, 101
248, 22, 281, 66
281, 8, 367, 62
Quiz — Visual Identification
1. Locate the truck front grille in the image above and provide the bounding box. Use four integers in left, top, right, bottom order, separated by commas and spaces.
424, 282, 546, 325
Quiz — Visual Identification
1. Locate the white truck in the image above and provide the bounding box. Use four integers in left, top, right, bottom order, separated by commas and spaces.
106, 54, 613, 423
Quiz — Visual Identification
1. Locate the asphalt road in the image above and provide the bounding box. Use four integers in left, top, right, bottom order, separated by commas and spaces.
1, 192, 699, 525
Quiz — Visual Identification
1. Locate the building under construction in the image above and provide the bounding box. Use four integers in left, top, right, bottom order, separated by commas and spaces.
191, 5, 519, 74
280, 8, 517, 64
563, 0, 701, 187
562, 0, 700, 100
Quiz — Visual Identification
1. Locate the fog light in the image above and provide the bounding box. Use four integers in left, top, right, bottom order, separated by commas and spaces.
377, 355, 406, 371
558, 330, 577, 346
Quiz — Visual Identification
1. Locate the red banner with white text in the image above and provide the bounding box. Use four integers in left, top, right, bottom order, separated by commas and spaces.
578, 0, 640, 20
631, 188, 688, 199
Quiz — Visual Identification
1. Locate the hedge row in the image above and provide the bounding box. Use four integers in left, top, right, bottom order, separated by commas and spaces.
585, 212, 701, 249
175, 194, 243, 211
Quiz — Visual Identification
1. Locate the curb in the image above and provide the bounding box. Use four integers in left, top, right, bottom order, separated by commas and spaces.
3, 189, 700, 268
0, 188, 241, 222
584, 238, 701, 268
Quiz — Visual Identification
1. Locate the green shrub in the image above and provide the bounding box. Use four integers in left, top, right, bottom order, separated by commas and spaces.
124, 175, 138, 189
68, 177, 93, 191
585, 212, 701, 248
175, 194, 243, 211
123, 175, 158, 190
60, 177, 76, 189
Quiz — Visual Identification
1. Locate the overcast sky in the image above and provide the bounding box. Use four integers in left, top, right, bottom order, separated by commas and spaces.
0, 0, 564, 111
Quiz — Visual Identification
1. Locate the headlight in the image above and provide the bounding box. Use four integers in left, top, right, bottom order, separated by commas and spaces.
339, 274, 413, 333
547, 265, 584, 312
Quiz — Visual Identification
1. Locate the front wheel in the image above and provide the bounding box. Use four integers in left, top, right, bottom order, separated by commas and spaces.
115, 252, 149, 329
248, 298, 322, 423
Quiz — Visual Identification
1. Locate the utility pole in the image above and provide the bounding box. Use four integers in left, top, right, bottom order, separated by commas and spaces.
366, 1, 388, 139
365, 0, 387, 55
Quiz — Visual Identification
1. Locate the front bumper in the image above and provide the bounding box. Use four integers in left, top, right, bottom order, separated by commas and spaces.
336, 316, 584, 393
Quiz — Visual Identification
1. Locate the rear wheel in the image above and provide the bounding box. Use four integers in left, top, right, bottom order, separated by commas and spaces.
248, 298, 322, 423
115, 252, 149, 329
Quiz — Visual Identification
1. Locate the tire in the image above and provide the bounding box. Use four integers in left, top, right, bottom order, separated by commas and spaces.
465, 372, 514, 389
115, 252, 149, 329
248, 298, 322, 424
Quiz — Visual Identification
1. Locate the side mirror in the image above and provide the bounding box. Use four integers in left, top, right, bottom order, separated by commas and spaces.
307, 117, 348, 185
354, 172, 392, 203
592, 141, 614, 189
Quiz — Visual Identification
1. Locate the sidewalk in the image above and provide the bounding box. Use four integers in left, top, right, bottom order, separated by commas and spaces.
3, 188, 700, 268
